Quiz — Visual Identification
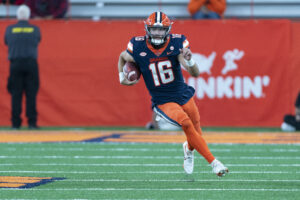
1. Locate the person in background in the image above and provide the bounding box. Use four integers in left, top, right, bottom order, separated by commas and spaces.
281, 92, 300, 131
25, 0, 68, 19
5, 5, 41, 129
188, 0, 226, 19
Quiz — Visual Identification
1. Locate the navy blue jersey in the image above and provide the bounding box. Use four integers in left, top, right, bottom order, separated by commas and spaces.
126, 34, 195, 106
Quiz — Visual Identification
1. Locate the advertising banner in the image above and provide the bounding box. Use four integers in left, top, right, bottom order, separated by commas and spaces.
0, 20, 298, 127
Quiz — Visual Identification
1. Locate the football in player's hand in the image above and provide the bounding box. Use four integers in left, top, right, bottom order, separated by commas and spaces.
123, 62, 141, 82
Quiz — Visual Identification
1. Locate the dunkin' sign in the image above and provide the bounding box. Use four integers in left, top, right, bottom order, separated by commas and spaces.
188, 49, 270, 99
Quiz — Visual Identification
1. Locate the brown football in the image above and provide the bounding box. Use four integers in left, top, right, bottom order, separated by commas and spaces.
123, 62, 141, 81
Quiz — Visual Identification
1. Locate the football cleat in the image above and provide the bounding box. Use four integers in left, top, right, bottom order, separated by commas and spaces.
183, 141, 194, 174
211, 159, 229, 177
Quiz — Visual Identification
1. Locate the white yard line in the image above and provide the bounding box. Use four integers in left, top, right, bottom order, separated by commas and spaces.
2, 147, 300, 152
0, 156, 300, 159
0, 199, 153, 200
0, 170, 298, 174
61, 179, 300, 182
0, 163, 300, 167
1, 188, 299, 192
0, 198, 152, 200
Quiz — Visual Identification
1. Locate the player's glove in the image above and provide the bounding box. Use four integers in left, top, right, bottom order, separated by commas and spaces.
119, 72, 138, 86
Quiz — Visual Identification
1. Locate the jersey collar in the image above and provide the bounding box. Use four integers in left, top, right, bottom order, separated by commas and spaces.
146, 37, 170, 57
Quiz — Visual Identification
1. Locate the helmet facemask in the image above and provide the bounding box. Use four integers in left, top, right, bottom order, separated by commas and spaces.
145, 25, 171, 46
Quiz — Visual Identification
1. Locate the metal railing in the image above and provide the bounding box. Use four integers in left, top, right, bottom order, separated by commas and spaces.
1, 0, 300, 19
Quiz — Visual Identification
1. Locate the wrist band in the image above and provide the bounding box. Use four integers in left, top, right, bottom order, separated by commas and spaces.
185, 58, 195, 67
119, 72, 125, 83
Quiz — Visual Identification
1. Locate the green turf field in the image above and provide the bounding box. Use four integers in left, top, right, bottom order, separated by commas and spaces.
0, 142, 299, 199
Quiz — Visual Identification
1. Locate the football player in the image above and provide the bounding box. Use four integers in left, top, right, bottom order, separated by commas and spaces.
118, 11, 228, 176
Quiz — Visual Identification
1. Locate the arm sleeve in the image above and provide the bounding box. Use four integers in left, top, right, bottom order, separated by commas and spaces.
187, 0, 206, 15
37, 27, 41, 43
209, 0, 226, 14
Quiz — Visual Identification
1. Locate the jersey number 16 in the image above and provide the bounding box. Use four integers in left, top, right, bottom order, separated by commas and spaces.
149, 60, 174, 86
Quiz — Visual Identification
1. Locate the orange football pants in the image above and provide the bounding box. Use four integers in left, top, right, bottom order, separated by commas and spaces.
157, 98, 215, 163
